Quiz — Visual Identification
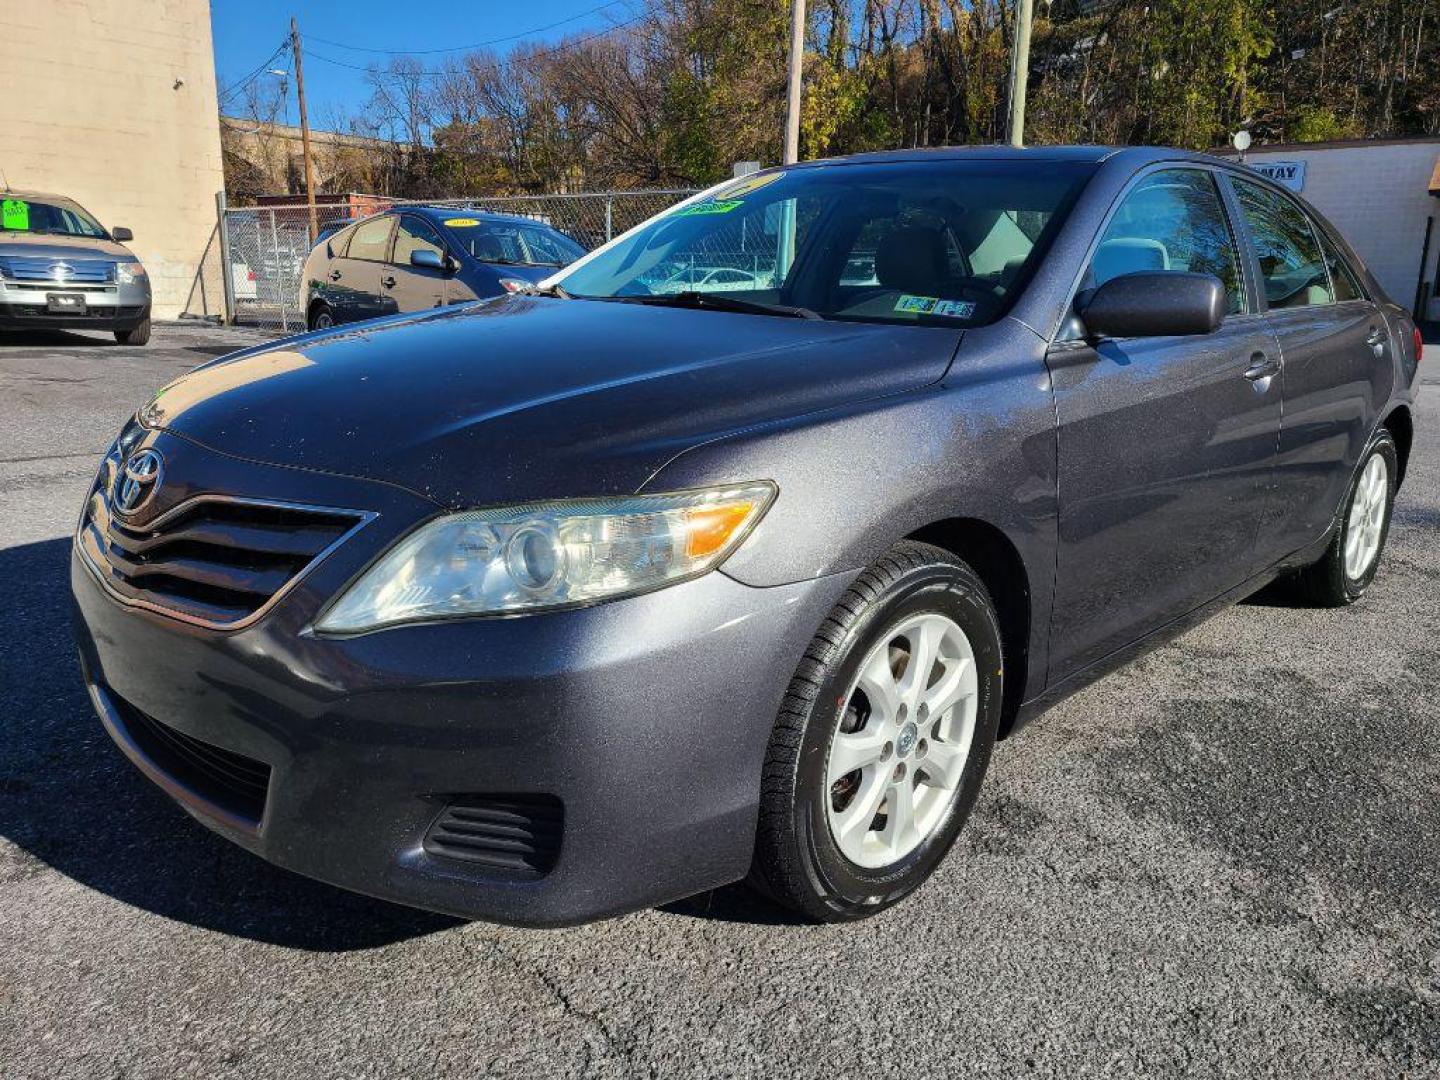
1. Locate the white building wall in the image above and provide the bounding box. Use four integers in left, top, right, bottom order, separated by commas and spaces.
0, 0, 226, 320
1231, 140, 1440, 321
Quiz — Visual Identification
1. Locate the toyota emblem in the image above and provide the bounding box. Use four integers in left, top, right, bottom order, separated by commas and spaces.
114, 448, 164, 515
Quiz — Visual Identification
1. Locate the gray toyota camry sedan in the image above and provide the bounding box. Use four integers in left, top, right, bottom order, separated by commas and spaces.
72, 146, 1421, 926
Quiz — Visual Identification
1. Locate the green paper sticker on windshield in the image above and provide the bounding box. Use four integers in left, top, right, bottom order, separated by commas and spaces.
894, 294, 938, 314
2, 199, 29, 231
675, 199, 743, 217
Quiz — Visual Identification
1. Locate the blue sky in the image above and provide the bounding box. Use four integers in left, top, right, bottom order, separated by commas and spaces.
211, 0, 629, 127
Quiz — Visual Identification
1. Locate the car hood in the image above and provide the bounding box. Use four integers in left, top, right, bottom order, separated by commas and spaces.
0, 233, 133, 259
143, 297, 959, 508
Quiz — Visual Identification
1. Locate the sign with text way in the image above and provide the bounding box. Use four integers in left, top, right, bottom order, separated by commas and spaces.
1248, 160, 1307, 191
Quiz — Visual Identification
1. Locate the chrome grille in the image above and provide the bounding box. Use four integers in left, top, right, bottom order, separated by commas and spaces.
77, 450, 373, 628
0, 255, 115, 283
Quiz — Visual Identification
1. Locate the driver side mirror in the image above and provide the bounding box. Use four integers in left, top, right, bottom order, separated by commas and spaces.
111, 226, 133, 242
410, 248, 444, 271
1076, 271, 1224, 340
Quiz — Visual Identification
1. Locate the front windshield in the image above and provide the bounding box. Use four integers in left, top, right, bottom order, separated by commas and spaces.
557, 159, 1095, 326
1, 196, 108, 238
440, 216, 585, 267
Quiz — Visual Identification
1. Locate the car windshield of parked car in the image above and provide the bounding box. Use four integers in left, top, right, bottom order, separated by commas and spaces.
440, 217, 585, 267
556, 160, 1096, 325
0, 196, 108, 238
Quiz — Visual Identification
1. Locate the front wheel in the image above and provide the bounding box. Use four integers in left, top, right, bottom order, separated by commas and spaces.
114, 314, 150, 345
750, 541, 1004, 922
1289, 430, 1398, 606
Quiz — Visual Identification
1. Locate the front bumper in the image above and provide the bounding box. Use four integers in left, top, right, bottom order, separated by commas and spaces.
71, 430, 853, 926
0, 280, 149, 329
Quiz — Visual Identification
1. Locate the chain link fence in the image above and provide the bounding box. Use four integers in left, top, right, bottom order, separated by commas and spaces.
183, 190, 697, 334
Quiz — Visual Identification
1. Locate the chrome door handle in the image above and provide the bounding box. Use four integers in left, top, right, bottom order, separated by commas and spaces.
328, 270, 342, 281
1244, 353, 1280, 381
381, 275, 397, 289
1366, 327, 1386, 356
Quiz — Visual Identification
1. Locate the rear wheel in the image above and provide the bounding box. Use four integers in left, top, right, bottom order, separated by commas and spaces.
1289, 430, 1398, 606
114, 314, 150, 346
750, 541, 1003, 922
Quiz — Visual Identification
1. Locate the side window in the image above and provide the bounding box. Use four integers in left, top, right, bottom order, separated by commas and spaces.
1316, 229, 1366, 302
1233, 179, 1333, 309
346, 215, 394, 262
1091, 168, 1246, 314
393, 216, 445, 265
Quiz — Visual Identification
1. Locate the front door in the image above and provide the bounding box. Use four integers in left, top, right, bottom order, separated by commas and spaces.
386, 214, 450, 313
1045, 166, 1282, 682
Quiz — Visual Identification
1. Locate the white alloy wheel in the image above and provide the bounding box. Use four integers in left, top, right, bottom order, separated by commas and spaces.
1344, 453, 1389, 581
825, 612, 979, 869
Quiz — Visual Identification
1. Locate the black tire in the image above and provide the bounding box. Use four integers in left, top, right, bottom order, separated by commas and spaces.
308, 304, 335, 331
750, 541, 1004, 922
114, 315, 151, 346
1288, 429, 1398, 607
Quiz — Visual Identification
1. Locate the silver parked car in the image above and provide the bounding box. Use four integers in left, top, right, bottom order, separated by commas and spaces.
0, 190, 152, 344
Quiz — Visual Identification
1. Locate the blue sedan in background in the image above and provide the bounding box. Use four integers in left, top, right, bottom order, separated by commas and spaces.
300, 206, 586, 329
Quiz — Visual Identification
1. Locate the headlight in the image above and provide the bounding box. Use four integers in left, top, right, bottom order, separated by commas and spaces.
315, 482, 776, 633
116, 262, 146, 285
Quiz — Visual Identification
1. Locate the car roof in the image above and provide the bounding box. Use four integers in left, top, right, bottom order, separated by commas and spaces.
0, 189, 82, 203
401, 205, 559, 229
787, 144, 1230, 170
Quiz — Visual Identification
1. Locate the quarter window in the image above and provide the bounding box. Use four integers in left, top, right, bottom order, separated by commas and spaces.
346, 215, 394, 262
1091, 168, 1246, 314
1233, 179, 1333, 308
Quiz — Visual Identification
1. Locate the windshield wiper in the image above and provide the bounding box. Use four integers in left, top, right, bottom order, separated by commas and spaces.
623, 291, 822, 320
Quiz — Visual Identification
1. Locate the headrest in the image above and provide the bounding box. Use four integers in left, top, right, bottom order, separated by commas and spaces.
875, 226, 947, 294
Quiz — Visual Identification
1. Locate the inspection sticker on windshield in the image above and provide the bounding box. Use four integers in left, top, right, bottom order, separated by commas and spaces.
933, 299, 976, 318
1, 199, 29, 231
443, 217, 482, 227
895, 294, 938, 314
675, 199, 744, 217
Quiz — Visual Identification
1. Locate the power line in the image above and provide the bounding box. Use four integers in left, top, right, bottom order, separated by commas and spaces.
301, 13, 649, 79
218, 39, 290, 106
306, 1, 630, 56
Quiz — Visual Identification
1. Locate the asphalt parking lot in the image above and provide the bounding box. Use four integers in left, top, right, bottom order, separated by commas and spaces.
2, 322, 1438, 1079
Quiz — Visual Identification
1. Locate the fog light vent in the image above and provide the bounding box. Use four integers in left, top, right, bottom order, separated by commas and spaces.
423, 795, 563, 875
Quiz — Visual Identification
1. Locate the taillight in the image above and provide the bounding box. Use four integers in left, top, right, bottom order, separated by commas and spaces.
497, 277, 530, 294
1415, 325, 1424, 364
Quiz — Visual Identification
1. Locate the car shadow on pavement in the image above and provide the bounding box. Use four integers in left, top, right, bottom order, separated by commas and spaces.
0, 328, 121, 348
0, 537, 461, 951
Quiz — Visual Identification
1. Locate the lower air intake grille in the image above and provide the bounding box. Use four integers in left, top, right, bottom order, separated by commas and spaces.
423, 795, 564, 875
108, 690, 271, 826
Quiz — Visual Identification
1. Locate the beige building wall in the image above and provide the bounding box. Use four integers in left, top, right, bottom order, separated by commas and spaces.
0, 0, 225, 319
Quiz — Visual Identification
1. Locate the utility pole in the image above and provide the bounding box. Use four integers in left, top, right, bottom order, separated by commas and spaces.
782, 0, 806, 164
1006, 0, 1035, 147
290, 16, 319, 241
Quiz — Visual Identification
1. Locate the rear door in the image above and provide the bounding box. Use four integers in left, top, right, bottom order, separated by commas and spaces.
1225, 175, 1395, 556
385, 214, 450, 313
330, 214, 395, 323
1045, 165, 1283, 681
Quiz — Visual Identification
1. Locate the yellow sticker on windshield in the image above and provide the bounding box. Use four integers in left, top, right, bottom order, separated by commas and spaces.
443, 217, 481, 227
2, 198, 29, 231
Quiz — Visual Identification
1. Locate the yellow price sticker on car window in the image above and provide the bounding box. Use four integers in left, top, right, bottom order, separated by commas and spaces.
2, 198, 29, 231
443, 217, 481, 227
